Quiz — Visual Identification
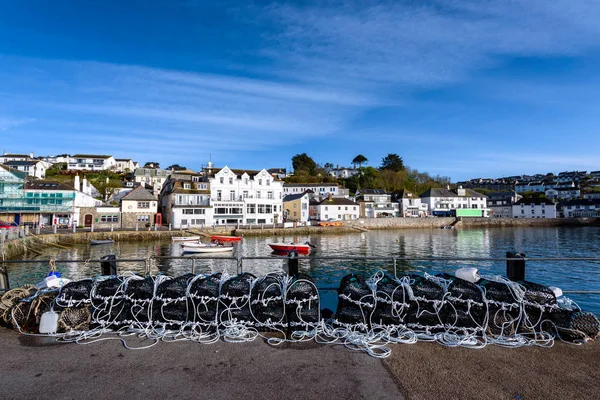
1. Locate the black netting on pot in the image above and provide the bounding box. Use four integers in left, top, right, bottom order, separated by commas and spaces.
286, 273, 319, 328
123, 277, 155, 325
250, 273, 285, 329
444, 276, 486, 329
58, 306, 91, 332
518, 281, 557, 335
520, 281, 556, 306
405, 275, 445, 330
219, 273, 255, 326
371, 274, 409, 328
153, 274, 194, 328
336, 274, 374, 328
478, 279, 521, 337
91, 277, 126, 328
188, 273, 221, 327
56, 279, 94, 308
0, 285, 38, 328
546, 309, 600, 342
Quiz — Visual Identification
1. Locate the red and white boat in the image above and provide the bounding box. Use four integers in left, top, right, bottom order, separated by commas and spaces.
268, 243, 312, 254
210, 235, 242, 244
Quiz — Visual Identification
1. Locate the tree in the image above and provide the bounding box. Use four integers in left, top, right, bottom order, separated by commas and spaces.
291, 153, 317, 175
323, 162, 334, 173
380, 154, 405, 172
92, 177, 121, 202
143, 162, 160, 168
167, 164, 187, 171
352, 154, 368, 168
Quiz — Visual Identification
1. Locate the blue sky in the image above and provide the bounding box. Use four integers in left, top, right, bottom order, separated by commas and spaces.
1, 0, 600, 181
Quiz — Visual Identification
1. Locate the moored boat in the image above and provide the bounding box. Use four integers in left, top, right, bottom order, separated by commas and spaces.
90, 239, 114, 245
268, 243, 313, 254
182, 242, 234, 253
210, 235, 242, 244
172, 236, 201, 242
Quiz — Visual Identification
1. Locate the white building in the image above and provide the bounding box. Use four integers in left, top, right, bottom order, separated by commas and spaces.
0, 153, 35, 164
330, 167, 360, 179
393, 190, 428, 217
561, 199, 600, 218
3, 160, 50, 179
71, 175, 103, 226
282, 193, 311, 223
420, 187, 488, 217
512, 198, 556, 218
209, 165, 283, 225
312, 196, 360, 221
67, 154, 116, 171
283, 183, 341, 199
355, 189, 399, 218
134, 168, 171, 194
115, 158, 139, 172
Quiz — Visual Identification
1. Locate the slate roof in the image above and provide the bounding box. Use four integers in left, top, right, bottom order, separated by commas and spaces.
121, 185, 156, 201
317, 197, 358, 206
72, 154, 112, 159
514, 198, 555, 206
4, 160, 41, 166
25, 181, 75, 191
283, 193, 309, 202
420, 188, 487, 198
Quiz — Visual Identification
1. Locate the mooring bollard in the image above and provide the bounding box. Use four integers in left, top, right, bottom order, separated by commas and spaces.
506, 251, 526, 281
168, 223, 171, 231
288, 250, 299, 276
136, 223, 139, 231
110, 224, 114, 232
36, 225, 41, 235
25, 226, 29, 236
72, 225, 76, 233
52, 225, 57, 234
100, 255, 118, 276
91, 224, 94, 233
0, 265, 9, 291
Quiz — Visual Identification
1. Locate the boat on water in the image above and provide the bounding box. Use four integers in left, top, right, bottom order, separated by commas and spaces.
210, 235, 242, 244
268, 243, 313, 254
172, 236, 201, 242
181, 242, 234, 253
90, 239, 114, 245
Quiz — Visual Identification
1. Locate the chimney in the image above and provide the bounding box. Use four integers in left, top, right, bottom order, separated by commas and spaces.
74, 174, 80, 192
83, 175, 90, 195
30, 152, 34, 159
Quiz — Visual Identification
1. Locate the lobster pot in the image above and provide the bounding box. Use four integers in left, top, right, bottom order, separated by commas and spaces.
286, 273, 319, 329
250, 274, 285, 330
153, 274, 194, 330
478, 279, 522, 337
13, 291, 60, 333
405, 275, 445, 332
518, 281, 557, 335
91, 277, 126, 328
371, 275, 410, 328
123, 276, 155, 327
443, 275, 486, 331
56, 279, 94, 308
1, 285, 38, 328
335, 274, 374, 329
188, 273, 221, 329
547, 308, 600, 342
219, 273, 255, 327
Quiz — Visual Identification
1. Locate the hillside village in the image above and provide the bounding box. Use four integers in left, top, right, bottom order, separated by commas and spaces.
1, 152, 599, 229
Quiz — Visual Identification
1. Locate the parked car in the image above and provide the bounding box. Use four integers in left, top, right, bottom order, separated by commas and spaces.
0, 222, 13, 229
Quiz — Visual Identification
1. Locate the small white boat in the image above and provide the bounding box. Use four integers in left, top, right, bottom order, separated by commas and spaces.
181, 243, 234, 253
90, 239, 115, 245
172, 236, 201, 242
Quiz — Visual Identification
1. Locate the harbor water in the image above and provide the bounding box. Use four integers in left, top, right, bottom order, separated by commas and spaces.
4, 226, 600, 314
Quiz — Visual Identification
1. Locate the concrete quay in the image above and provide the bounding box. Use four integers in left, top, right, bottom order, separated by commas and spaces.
1, 328, 598, 400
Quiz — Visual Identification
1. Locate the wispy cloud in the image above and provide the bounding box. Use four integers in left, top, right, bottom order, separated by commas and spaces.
0, 117, 33, 131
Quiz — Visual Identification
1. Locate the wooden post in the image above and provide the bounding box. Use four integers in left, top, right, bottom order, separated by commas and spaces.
506, 252, 526, 281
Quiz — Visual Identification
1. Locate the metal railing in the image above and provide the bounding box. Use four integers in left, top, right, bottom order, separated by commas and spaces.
2, 253, 600, 295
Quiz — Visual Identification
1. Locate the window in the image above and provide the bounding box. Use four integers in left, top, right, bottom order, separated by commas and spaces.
100, 215, 119, 223
230, 190, 236, 200
266, 180, 270, 186
256, 191, 261, 199
138, 201, 150, 208
243, 190, 248, 198
247, 204, 256, 214
183, 183, 191, 189
259, 179, 262, 185
181, 219, 188, 225
220, 177, 224, 184
229, 177, 233, 184
217, 190, 222, 200
267, 191, 273, 199
137, 215, 149, 222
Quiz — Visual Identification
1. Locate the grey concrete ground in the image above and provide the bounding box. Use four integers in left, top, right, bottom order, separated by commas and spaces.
0, 328, 401, 400
2, 327, 600, 400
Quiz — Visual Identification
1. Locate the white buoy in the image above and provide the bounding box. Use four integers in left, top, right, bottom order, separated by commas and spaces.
455, 267, 481, 283
549, 286, 563, 298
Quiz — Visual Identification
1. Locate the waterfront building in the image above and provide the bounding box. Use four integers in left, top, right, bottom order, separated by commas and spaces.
40, 154, 70, 165
3, 159, 50, 179
355, 189, 399, 218
512, 198, 556, 218
0, 165, 27, 224
545, 186, 581, 201
312, 195, 360, 221
420, 187, 488, 217
207, 165, 283, 226
67, 154, 116, 171
0, 153, 35, 164
282, 192, 310, 223
582, 190, 600, 200
561, 199, 600, 218
487, 191, 522, 218
392, 190, 428, 217
79, 206, 121, 229
160, 171, 211, 229
120, 185, 159, 228
23, 180, 77, 227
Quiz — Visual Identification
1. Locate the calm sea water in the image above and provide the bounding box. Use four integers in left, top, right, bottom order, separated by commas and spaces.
5, 226, 600, 314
